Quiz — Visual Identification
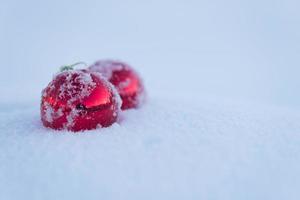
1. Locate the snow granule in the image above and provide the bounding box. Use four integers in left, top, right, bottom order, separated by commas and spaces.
89, 59, 132, 79
43, 102, 54, 123
56, 71, 96, 104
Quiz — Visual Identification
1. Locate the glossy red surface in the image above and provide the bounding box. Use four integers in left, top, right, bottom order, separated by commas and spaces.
41, 70, 120, 132
89, 60, 145, 110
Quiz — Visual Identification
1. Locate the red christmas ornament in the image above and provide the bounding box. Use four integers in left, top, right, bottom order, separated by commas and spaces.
41, 63, 121, 132
89, 60, 145, 110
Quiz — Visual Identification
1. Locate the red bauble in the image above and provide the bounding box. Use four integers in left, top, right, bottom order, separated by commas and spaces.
89, 60, 145, 110
41, 68, 121, 132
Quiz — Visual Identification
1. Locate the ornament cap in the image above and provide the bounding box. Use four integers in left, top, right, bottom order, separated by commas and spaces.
60, 62, 87, 72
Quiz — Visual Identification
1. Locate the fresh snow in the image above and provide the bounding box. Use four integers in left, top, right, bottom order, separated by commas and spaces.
1, 97, 300, 200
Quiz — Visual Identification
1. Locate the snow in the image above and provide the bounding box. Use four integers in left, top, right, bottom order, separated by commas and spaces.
55, 71, 96, 102
1, 0, 300, 199
1, 98, 300, 199
89, 60, 126, 79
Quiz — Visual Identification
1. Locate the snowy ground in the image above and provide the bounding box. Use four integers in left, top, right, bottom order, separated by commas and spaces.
1, 0, 300, 199
1, 97, 300, 200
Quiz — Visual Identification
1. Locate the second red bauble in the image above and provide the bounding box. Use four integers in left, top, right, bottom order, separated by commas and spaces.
89, 60, 145, 110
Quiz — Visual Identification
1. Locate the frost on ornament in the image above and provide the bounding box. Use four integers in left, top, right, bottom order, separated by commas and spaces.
41, 68, 121, 132
89, 60, 146, 110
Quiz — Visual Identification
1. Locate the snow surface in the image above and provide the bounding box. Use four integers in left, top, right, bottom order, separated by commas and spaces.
1, 97, 300, 200
1, 0, 300, 199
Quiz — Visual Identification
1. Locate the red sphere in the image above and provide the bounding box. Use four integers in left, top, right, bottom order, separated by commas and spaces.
89, 60, 145, 110
41, 69, 121, 132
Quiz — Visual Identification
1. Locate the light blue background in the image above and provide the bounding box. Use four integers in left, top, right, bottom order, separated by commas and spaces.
1, 0, 299, 107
